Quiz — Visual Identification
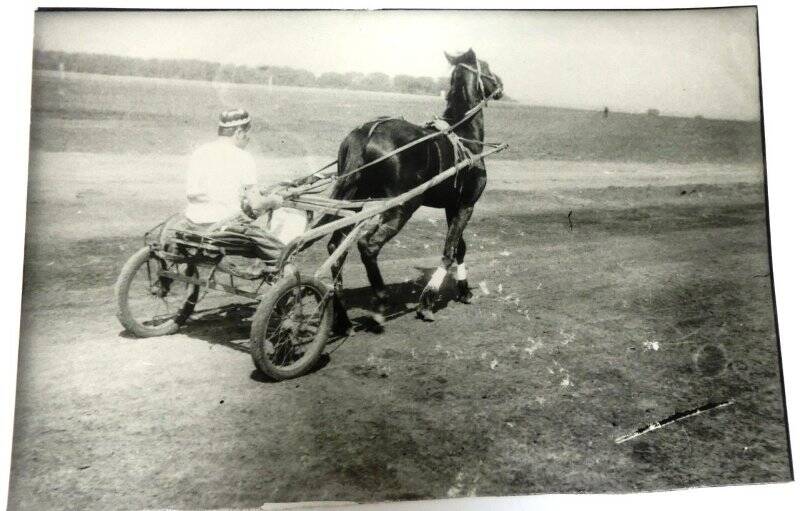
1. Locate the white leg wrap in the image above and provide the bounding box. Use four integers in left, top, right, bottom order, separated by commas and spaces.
427, 266, 448, 291
456, 263, 468, 281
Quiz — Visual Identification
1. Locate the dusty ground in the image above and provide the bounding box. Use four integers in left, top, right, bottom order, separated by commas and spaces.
9, 148, 790, 510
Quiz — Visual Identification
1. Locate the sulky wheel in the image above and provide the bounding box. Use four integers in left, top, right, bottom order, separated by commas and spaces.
115, 246, 200, 337
250, 273, 333, 380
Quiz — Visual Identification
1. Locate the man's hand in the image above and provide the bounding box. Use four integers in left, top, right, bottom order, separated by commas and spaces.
242, 185, 284, 218
254, 193, 284, 211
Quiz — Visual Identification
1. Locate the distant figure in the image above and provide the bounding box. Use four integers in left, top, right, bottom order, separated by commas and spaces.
603, 106, 609, 118
647, 108, 660, 117
57, 62, 67, 97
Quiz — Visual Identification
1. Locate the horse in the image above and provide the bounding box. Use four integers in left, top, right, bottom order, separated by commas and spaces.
322, 49, 503, 331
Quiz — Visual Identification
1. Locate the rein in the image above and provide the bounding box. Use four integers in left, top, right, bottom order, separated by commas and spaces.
282, 63, 503, 194
329, 78, 503, 184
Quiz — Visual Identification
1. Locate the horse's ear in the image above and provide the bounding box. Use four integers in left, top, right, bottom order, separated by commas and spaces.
445, 49, 477, 65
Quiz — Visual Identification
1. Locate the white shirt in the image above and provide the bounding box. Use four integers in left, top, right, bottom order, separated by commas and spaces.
185, 138, 257, 224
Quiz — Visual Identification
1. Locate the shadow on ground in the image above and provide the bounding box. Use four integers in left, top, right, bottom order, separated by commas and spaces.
174, 265, 461, 353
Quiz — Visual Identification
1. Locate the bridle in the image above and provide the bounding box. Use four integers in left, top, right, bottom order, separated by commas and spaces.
456, 62, 502, 102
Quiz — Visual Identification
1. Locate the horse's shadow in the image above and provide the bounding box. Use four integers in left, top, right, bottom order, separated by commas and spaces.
132, 266, 460, 380
341, 266, 459, 328
181, 265, 456, 337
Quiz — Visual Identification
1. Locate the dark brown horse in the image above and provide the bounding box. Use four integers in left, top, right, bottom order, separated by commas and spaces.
324, 49, 503, 330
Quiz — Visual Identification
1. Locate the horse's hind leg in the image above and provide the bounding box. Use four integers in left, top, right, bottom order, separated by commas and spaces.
357, 203, 417, 328
328, 227, 354, 335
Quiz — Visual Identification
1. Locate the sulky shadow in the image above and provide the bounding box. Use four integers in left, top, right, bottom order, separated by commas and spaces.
155, 267, 462, 355
178, 302, 257, 354
248, 354, 331, 383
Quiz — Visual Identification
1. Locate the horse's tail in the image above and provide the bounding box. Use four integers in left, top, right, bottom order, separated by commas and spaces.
310, 131, 364, 232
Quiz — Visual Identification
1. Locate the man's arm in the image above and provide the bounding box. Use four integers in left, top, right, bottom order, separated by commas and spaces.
242, 185, 284, 218
238, 153, 286, 218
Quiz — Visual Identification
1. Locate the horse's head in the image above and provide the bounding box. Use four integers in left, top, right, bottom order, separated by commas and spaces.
444, 48, 504, 105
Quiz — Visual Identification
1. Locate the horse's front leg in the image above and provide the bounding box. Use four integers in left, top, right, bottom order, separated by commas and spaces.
445, 206, 473, 303
417, 205, 474, 321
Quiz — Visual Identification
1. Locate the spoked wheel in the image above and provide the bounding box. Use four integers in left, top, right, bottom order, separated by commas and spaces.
115, 246, 200, 337
250, 274, 333, 381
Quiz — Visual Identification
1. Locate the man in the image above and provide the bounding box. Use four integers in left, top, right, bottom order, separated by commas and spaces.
162, 109, 286, 278
185, 108, 280, 227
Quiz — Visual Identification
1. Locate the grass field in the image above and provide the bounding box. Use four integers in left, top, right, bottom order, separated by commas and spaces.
31, 71, 762, 163
8, 71, 790, 510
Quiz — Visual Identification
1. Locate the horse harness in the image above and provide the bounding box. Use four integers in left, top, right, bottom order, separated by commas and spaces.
294, 63, 503, 190
362, 115, 475, 192
425, 118, 475, 191
363, 116, 404, 138
457, 62, 501, 102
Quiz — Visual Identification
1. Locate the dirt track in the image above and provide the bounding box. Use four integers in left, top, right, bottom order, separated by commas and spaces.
9, 152, 790, 510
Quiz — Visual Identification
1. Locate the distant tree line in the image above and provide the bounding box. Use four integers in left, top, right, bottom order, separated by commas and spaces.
33, 50, 452, 96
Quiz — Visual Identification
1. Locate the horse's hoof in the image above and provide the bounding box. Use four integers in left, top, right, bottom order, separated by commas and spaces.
419, 286, 435, 305
371, 312, 387, 326
331, 324, 353, 337
368, 312, 386, 333
455, 281, 473, 304
368, 297, 389, 332
416, 287, 437, 321
331, 316, 354, 337
416, 307, 435, 322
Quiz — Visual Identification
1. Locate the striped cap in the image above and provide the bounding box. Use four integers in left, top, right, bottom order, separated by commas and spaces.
218, 109, 251, 128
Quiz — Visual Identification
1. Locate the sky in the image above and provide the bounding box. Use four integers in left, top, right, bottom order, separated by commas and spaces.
33, 8, 761, 120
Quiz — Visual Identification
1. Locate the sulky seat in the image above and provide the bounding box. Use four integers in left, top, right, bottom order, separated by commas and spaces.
171, 227, 285, 262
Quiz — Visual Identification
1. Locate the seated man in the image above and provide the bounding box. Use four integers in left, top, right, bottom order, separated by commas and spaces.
185, 108, 278, 228
162, 109, 290, 276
